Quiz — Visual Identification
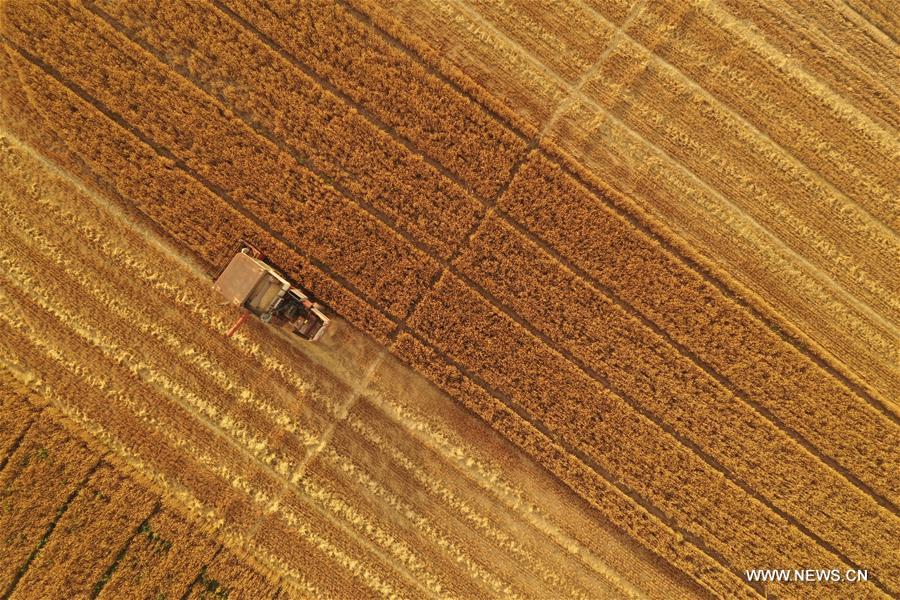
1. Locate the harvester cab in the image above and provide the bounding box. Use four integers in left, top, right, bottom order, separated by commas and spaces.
213, 242, 330, 341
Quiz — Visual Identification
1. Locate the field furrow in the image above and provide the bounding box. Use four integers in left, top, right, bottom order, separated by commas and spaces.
0, 284, 275, 530
545, 103, 900, 401
339, 404, 615, 599
182, 547, 282, 600
390, 332, 759, 599
363, 0, 568, 129
0, 126, 651, 596
11, 462, 157, 598
578, 35, 900, 324
2, 0, 896, 596
312, 431, 535, 598
21, 5, 892, 572
715, 0, 900, 130
0, 302, 411, 599
463, 0, 616, 83
0, 374, 42, 469
362, 0, 900, 404
0, 420, 99, 595
843, 0, 899, 42
1, 41, 397, 341
497, 153, 900, 503
91, 0, 485, 262
0, 132, 352, 456
97, 508, 219, 599
0, 218, 322, 482
297, 459, 483, 598
0, 225, 429, 600
0, 372, 288, 599
358, 356, 706, 600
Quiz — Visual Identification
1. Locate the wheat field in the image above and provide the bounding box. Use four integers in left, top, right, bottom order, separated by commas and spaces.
0, 0, 897, 598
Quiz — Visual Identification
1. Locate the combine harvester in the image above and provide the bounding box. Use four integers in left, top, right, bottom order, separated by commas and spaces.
213, 241, 330, 341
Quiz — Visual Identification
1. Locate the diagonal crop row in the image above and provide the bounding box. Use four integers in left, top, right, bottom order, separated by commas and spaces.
1, 233, 439, 599
313, 424, 528, 598
0, 206, 319, 482
214, 0, 896, 496
715, 0, 900, 131
5, 3, 892, 596
182, 547, 285, 600
0, 371, 285, 600
455, 211, 900, 586
498, 152, 900, 505
349, 0, 899, 405
580, 34, 900, 322
0, 273, 279, 534
3, 118, 520, 600
217, 0, 529, 199
0, 369, 43, 469
343, 400, 612, 599
0, 131, 348, 461
92, 0, 486, 261
1, 39, 397, 341
297, 455, 482, 598
0, 293, 392, 599
88, 0, 900, 510
2, 0, 439, 321
621, 0, 899, 229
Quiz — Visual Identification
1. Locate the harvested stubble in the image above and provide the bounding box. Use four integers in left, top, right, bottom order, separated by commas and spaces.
389, 332, 754, 599
0, 128, 670, 598
3, 0, 439, 320
580, 34, 900, 321
0, 374, 281, 599
623, 0, 898, 229
455, 210, 899, 581
1, 41, 396, 341
407, 272, 865, 595
359, 0, 900, 406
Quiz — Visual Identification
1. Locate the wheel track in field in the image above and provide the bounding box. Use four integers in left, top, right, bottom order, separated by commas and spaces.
0, 131, 645, 597
2, 44, 767, 592
0, 201, 482, 599
2, 132, 637, 599
87, 0, 897, 422
0, 256, 442, 600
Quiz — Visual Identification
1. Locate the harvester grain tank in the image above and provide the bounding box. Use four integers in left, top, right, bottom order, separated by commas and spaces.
213, 242, 330, 341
